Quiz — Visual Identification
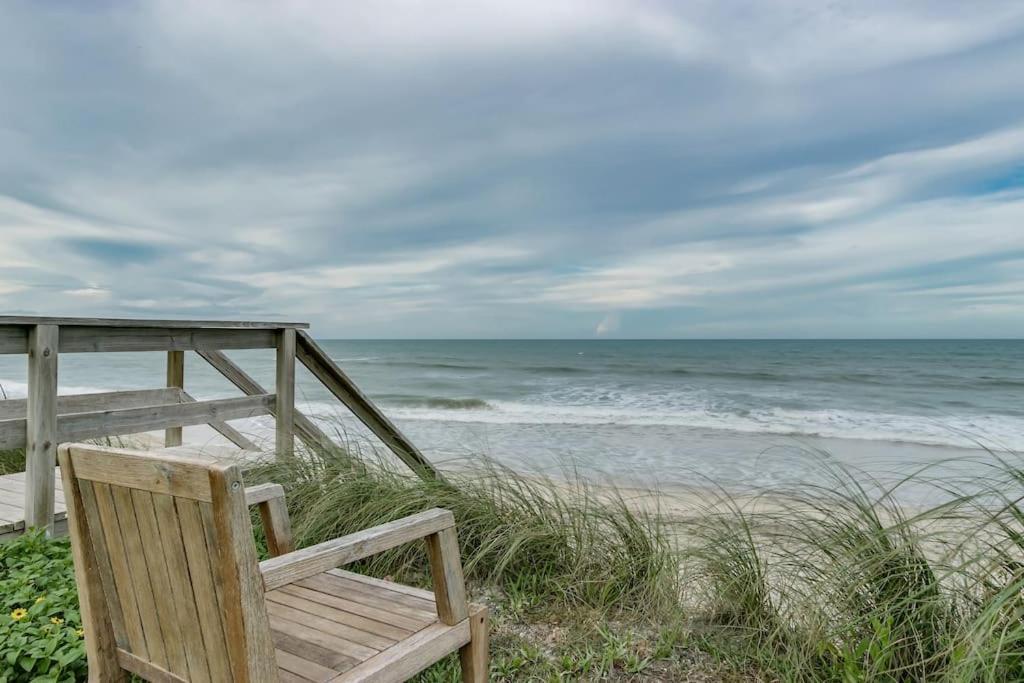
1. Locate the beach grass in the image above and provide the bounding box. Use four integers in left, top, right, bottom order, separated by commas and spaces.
0, 448, 24, 475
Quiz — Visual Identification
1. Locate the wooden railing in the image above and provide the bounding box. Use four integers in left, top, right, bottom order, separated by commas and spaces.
0, 316, 440, 535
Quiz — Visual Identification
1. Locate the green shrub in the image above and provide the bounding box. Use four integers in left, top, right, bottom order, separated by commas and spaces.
0, 530, 85, 683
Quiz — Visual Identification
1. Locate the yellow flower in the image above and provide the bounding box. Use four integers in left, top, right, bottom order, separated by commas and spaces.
50, 617, 64, 625
75, 628, 84, 637
34, 596, 46, 604
10, 608, 27, 621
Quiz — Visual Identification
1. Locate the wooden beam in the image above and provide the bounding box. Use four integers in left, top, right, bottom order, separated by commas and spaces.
296, 331, 441, 481
178, 390, 257, 451
196, 349, 334, 452
165, 351, 185, 446
57, 327, 279, 353
0, 316, 308, 329
58, 394, 275, 443
0, 387, 182, 420
25, 324, 59, 533
276, 329, 296, 460
0, 326, 27, 354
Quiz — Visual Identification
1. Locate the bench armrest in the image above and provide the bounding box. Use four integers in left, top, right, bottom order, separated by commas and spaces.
259, 508, 454, 590
245, 483, 293, 557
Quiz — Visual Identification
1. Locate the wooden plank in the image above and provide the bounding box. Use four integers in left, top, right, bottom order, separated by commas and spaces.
275, 648, 340, 682
426, 526, 469, 624
166, 351, 185, 447
260, 508, 455, 591
197, 348, 335, 452
152, 493, 212, 683
0, 500, 25, 520
276, 328, 296, 459
296, 331, 441, 480
272, 628, 358, 672
59, 394, 274, 442
268, 610, 377, 662
0, 418, 24, 450
297, 575, 437, 624
67, 445, 215, 501
25, 324, 58, 533
322, 569, 438, 605
0, 387, 182, 420
259, 495, 294, 557
176, 499, 232, 681
1, 395, 273, 449
93, 481, 151, 660
265, 599, 395, 651
179, 390, 258, 451
330, 621, 472, 683
78, 480, 129, 649
116, 649, 188, 683
272, 586, 412, 640
244, 482, 286, 506
288, 580, 431, 632
0, 325, 27, 354
56, 449, 126, 680
208, 463, 277, 680
0, 316, 308, 329
110, 484, 168, 667
59, 327, 279, 353
132, 490, 189, 675
460, 605, 489, 683
323, 574, 437, 617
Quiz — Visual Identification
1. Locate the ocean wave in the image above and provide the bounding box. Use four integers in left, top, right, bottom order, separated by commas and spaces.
381, 400, 1024, 451
520, 365, 589, 374
392, 361, 491, 371
377, 395, 493, 410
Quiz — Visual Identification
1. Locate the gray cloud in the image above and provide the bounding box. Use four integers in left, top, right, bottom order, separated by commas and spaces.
1, 1, 1023, 336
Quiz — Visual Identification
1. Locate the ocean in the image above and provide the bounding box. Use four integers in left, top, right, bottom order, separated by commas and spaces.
1, 340, 1021, 494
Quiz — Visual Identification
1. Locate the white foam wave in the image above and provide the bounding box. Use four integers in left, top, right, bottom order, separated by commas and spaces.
381, 400, 1024, 451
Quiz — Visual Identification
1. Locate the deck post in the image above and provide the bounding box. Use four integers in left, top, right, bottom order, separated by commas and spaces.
25, 324, 59, 534
165, 350, 185, 447
275, 328, 296, 459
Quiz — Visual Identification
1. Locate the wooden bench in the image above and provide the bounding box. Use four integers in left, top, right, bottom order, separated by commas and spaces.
58, 443, 489, 682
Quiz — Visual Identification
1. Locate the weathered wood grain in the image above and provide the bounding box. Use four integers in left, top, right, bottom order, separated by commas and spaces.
0, 316, 308, 329
276, 328, 296, 460
165, 351, 185, 447
331, 621, 472, 683
296, 330, 441, 481
460, 605, 489, 683
260, 508, 455, 591
0, 388, 182, 420
25, 324, 58, 532
426, 526, 469, 625
59, 394, 274, 442
58, 327, 279, 353
56, 448, 127, 680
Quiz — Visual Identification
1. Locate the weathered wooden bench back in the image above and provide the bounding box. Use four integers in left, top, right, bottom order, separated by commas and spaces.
58, 443, 277, 681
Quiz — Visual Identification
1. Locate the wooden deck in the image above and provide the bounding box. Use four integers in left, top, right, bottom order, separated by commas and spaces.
0, 468, 67, 539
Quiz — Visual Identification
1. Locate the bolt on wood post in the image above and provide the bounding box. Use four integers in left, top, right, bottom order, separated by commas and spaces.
25, 324, 59, 534
165, 350, 185, 447
275, 328, 296, 460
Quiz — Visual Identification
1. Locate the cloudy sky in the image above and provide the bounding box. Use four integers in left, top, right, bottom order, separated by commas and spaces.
2, 1, 1024, 338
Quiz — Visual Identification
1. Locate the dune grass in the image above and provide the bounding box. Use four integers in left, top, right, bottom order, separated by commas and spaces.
247, 442, 679, 617
0, 448, 24, 475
